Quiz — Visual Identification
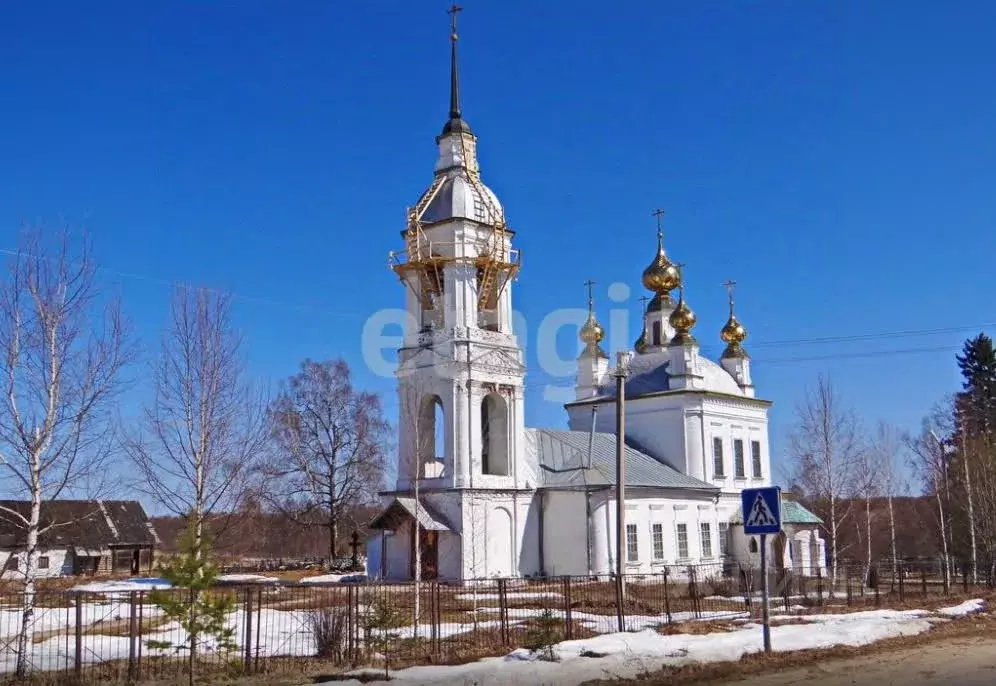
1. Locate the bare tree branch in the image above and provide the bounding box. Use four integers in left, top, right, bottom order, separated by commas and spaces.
788, 374, 864, 590
125, 287, 267, 556
0, 227, 131, 676
257, 359, 389, 560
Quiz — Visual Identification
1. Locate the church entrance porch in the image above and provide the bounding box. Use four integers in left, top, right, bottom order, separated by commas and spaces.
368, 496, 454, 581
410, 527, 439, 580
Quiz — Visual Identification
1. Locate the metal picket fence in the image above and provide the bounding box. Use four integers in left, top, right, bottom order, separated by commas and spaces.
0, 560, 990, 683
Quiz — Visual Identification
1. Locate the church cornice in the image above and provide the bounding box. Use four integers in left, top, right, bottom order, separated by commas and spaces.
564, 388, 773, 410
379, 487, 535, 498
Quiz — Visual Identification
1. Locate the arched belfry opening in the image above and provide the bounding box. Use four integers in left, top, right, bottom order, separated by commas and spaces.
417, 394, 447, 477
480, 393, 509, 476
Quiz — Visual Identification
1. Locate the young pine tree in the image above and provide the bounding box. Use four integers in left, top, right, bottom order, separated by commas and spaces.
146, 521, 237, 683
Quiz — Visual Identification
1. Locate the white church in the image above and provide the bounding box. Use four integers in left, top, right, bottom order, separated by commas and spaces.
368, 13, 826, 583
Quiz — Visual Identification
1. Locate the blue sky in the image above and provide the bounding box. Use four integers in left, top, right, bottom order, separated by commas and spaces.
1, 1, 994, 487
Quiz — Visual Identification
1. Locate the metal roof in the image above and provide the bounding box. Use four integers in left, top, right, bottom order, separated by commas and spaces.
369, 497, 453, 532
730, 500, 823, 525
530, 429, 717, 492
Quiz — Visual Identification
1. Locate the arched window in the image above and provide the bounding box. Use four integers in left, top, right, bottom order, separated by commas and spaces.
433, 399, 445, 460
481, 393, 509, 476
476, 266, 501, 332
749, 537, 759, 554
417, 395, 447, 477
421, 261, 445, 330
651, 321, 662, 346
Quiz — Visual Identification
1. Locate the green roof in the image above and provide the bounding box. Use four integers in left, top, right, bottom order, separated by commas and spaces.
730, 500, 823, 525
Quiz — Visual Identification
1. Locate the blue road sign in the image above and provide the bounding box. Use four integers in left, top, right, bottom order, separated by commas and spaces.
741, 487, 782, 535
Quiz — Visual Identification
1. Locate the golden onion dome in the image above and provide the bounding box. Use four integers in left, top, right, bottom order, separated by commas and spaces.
669, 296, 697, 332
579, 312, 605, 345
720, 313, 747, 344
641, 247, 682, 294
634, 330, 648, 354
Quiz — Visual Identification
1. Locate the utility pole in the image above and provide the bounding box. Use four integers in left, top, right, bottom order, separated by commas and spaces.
614, 351, 630, 632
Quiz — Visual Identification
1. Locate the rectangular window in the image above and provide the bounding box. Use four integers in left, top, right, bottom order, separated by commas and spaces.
676, 523, 689, 559
712, 437, 724, 478
734, 439, 746, 478
37, 556, 50, 569
626, 523, 639, 562
4, 555, 17, 571
700, 522, 713, 558
751, 440, 763, 478
652, 523, 665, 560
718, 523, 729, 557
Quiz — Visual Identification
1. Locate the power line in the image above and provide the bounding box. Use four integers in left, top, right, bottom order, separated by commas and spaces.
516, 343, 960, 395
748, 324, 995, 349
2, 246, 989, 349
0, 247, 372, 319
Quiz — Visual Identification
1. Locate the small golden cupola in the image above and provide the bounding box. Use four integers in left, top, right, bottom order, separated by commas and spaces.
579, 280, 608, 359
641, 210, 681, 308
720, 280, 749, 358
668, 266, 698, 346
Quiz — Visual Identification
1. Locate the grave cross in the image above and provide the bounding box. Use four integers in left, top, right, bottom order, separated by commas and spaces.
350, 531, 361, 569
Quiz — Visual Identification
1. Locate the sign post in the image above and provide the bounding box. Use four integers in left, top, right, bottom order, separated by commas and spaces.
741, 486, 782, 654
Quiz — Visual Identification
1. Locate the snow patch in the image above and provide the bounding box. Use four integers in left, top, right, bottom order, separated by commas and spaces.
936, 598, 985, 617
216, 574, 280, 584
327, 608, 935, 685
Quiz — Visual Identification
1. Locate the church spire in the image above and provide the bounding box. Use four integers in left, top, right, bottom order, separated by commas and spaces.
579, 279, 608, 359
641, 209, 681, 310
720, 280, 749, 358
441, 4, 473, 137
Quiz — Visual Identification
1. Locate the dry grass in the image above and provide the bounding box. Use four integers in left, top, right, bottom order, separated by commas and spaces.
657, 620, 740, 636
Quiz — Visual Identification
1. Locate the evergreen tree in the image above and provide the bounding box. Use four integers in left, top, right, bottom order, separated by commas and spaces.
956, 333, 996, 436
146, 521, 237, 685
951, 333, 996, 579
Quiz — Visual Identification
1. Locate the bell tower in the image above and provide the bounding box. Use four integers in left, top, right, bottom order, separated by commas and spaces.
390, 6, 527, 495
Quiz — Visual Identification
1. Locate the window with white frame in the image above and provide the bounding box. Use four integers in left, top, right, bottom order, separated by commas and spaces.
626, 523, 639, 562
734, 439, 746, 478
676, 523, 689, 559
718, 522, 729, 557
652, 523, 665, 560
712, 437, 724, 478
700, 522, 713, 558
751, 440, 763, 478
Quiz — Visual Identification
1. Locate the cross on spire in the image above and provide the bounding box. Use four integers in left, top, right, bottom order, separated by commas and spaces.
584, 279, 597, 313
723, 279, 737, 313
651, 208, 666, 247
440, 4, 471, 136
448, 5, 463, 120
449, 4, 462, 38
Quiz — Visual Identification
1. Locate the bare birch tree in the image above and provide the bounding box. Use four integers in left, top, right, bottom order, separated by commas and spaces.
127, 287, 267, 551
871, 421, 905, 586
0, 229, 130, 676
958, 426, 978, 584
397, 376, 437, 637
788, 374, 863, 592
905, 411, 952, 593
260, 358, 389, 562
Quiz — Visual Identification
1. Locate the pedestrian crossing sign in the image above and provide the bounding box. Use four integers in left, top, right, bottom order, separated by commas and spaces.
741, 487, 782, 535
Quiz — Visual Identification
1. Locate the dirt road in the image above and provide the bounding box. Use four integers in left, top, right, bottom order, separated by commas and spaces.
710, 635, 996, 686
